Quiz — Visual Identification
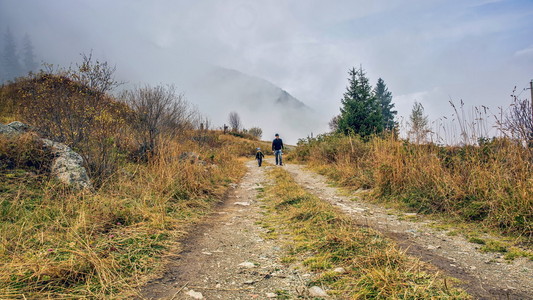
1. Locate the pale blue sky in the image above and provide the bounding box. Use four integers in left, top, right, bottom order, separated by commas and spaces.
1, 0, 532, 139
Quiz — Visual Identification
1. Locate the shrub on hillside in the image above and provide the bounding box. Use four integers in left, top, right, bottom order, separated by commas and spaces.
120, 84, 200, 159
1, 73, 134, 184
247, 127, 262, 139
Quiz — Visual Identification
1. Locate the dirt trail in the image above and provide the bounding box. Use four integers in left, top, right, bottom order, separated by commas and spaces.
281, 161, 533, 300
142, 159, 532, 299
142, 161, 312, 299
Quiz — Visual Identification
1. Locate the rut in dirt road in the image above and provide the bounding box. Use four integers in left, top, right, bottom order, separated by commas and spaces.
141, 161, 314, 300
280, 160, 533, 300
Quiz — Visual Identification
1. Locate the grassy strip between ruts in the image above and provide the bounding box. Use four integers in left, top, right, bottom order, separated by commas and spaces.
262, 166, 469, 299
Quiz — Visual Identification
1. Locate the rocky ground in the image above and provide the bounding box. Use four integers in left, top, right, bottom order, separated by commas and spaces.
142, 159, 532, 300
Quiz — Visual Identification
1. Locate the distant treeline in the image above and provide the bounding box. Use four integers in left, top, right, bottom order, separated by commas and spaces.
0, 27, 39, 83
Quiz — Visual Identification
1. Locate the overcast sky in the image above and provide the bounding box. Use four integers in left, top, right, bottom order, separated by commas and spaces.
1, 0, 532, 140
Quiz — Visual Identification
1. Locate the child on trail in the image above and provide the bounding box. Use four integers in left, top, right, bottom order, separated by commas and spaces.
255, 148, 265, 167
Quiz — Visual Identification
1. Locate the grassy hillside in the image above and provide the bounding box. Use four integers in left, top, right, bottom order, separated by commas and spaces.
289, 134, 533, 241
0, 73, 266, 298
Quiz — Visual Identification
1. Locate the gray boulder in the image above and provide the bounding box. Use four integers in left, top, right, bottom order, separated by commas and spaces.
0, 121, 31, 136
42, 139, 93, 191
7, 121, 31, 132
308, 286, 328, 297
1, 121, 93, 191
0, 124, 17, 135
0, 123, 18, 136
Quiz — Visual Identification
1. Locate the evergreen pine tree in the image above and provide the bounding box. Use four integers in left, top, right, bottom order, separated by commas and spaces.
337, 66, 383, 137
2, 27, 22, 81
22, 33, 38, 74
374, 78, 397, 131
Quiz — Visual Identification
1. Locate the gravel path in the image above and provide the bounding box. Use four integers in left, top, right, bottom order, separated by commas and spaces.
141, 161, 313, 299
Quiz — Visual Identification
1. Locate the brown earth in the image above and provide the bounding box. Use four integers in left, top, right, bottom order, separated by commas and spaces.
141, 159, 533, 299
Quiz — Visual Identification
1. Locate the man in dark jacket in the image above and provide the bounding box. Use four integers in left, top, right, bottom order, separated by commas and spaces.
272, 133, 284, 166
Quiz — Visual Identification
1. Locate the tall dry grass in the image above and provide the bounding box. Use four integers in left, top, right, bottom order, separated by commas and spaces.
0, 132, 247, 298
290, 134, 532, 238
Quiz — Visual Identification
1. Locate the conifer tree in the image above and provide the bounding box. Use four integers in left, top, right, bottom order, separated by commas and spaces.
374, 78, 397, 131
2, 27, 22, 81
22, 33, 38, 74
337, 66, 383, 137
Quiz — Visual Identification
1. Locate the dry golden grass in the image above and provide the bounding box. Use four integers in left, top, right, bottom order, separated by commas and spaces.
262, 166, 469, 299
0, 133, 248, 298
289, 134, 533, 240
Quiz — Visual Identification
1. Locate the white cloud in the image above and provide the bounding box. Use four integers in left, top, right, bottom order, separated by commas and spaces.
515, 46, 533, 57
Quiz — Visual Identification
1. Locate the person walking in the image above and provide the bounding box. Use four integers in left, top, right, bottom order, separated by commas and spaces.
272, 133, 284, 166
255, 148, 264, 167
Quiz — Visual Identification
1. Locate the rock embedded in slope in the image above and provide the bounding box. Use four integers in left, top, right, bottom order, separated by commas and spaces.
41, 139, 93, 191
7, 121, 31, 132
0, 121, 93, 191
0, 122, 24, 136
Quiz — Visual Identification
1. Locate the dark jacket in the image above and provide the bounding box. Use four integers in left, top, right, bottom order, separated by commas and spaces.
255, 151, 264, 159
272, 138, 284, 151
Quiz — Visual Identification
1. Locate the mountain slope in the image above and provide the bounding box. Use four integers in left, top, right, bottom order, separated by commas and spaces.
185, 66, 319, 143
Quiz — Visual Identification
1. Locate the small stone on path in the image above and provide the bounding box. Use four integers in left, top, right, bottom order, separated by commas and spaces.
238, 261, 256, 268
234, 202, 251, 206
266, 292, 277, 298
309, 286, 328, 297
185, 289, 204, 299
